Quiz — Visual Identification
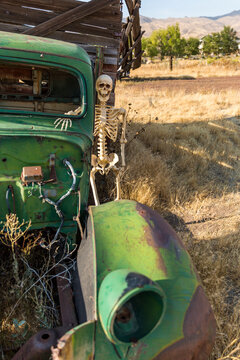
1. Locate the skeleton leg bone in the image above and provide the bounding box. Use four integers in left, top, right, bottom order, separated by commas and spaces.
90, 167, 100, 206
112, 166, 121, 201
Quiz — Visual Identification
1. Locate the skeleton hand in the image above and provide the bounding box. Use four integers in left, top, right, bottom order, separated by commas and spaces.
54, 106, 81, 131
54, 117, 72, 131
119, 107, 126, 116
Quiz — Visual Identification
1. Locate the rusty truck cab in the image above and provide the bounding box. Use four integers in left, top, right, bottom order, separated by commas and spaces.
0, 31, 94, 242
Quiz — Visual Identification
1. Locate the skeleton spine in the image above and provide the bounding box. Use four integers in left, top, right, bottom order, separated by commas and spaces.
98, 128, 108, 160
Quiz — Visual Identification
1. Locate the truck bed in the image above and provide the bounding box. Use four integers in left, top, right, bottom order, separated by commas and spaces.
0, 0, 143, 102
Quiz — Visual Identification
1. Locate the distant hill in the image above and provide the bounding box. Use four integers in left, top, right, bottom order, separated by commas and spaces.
203, 9, 240, 20
141, 10, 240, 38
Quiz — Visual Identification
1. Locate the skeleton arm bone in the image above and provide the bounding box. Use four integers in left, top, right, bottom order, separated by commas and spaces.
119, 108, 127, 167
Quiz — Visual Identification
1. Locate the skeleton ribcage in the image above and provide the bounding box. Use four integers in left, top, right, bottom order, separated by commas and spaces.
94, 106, 119, 142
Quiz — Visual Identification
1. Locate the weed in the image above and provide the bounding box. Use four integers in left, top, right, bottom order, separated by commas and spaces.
0, 216, 74, 359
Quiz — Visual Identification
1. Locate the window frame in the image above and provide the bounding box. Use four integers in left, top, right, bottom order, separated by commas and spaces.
0, 58, 87, 119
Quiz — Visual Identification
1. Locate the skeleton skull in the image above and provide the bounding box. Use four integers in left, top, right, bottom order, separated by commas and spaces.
96, 75, 113, 103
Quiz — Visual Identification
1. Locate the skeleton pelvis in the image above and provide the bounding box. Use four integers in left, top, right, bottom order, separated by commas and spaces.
91, 153, 119, 173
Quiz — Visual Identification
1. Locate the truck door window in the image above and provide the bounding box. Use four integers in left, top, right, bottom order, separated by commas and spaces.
0, 63, 84, 116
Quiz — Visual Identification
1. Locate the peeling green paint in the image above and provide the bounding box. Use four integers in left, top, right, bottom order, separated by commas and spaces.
0, 32, 94, 238
67, 200, 199, 359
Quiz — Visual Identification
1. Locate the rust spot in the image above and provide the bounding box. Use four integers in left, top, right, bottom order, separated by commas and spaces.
120, 273, 153, 299
152, 286, 216, 360
53, 332, 72, 360
12, 327, 68, 360
36, 136, 44, 143
116, 306, 132, 323
136, 203, 185, 262
143, 225, 168, 273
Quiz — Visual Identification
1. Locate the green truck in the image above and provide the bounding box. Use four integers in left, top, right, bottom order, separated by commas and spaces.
0, 1, 216, 359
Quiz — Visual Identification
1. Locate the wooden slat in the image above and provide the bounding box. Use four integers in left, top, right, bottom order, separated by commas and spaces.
61, 24, 118, 40
0, 22, 26, 34
0, 4, 122, 33
1, 0, 121, 14
0, 20, 120, 41
81, 46, 118, 57
94, 47, 104, 78
47, 30, 120, 48
118, 0, 142, 77
132, 0, 141, 69
0, 66, 32, 80
23, 0, 119, 36
102, 64, 118, 73
88, 54, 118, 66
0, 0, 141, 87
119, 31, 144, 66
0, 22, 120, 49
125, 0, 133, 14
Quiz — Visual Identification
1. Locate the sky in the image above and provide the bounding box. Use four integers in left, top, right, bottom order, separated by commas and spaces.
123, 0, 240, 19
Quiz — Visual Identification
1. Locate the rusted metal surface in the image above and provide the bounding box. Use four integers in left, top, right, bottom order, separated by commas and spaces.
12, 327, 68, 360
6, 184, 16, 213
89, 200, 215, 359
76, 215, 97, 323
56, 265, 78, 329
49, 154, 57, 183
136, 202, 185, 253
21, 166, 43, 185
51, 321, 96, 360
153, 286, 216, 360
51, 331, 73, 360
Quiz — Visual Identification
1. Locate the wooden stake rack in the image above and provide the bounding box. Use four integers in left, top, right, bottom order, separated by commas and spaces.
0, 0, 143, 87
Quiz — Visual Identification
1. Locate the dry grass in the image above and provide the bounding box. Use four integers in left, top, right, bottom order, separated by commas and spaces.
0, 216, 61, 359
114, 60, 240, 359
135, 57, 240, 79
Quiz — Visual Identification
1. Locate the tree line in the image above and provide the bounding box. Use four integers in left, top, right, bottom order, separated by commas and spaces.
142, 24, 239, 70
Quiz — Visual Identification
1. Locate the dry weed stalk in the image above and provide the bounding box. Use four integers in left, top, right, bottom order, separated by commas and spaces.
217, 339, 240, 360
0, 215, 76, 357
0, 214, 41, 255
0, 214, 42, 292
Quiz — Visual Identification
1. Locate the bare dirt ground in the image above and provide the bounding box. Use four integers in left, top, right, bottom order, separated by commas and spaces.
126, 75, 240, 93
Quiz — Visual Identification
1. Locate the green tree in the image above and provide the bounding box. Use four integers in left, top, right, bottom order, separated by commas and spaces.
220, 26, 239, 55
184, 37, 200, 57
202, 33, 221, 56
202, 26, 239, 56
142, 37, 158, 60
150, 24, 185, 70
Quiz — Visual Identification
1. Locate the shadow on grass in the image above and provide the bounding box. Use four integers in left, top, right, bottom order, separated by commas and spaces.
122, 116, 240, 204
89, 116, 240, 207
121, 75, 196, 82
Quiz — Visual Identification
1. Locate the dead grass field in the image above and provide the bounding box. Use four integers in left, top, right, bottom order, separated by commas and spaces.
115, 59, 240, 359
136, 57, 240, 78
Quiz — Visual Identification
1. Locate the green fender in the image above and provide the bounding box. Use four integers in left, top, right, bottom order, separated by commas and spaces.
56, 200, 215, 360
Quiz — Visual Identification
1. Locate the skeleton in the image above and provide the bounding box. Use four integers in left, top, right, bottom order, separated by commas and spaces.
54, 106, 82, 131
90, 74, 127, 206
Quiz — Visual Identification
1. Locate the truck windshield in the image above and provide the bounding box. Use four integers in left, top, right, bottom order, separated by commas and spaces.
0, 62, 85, 116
